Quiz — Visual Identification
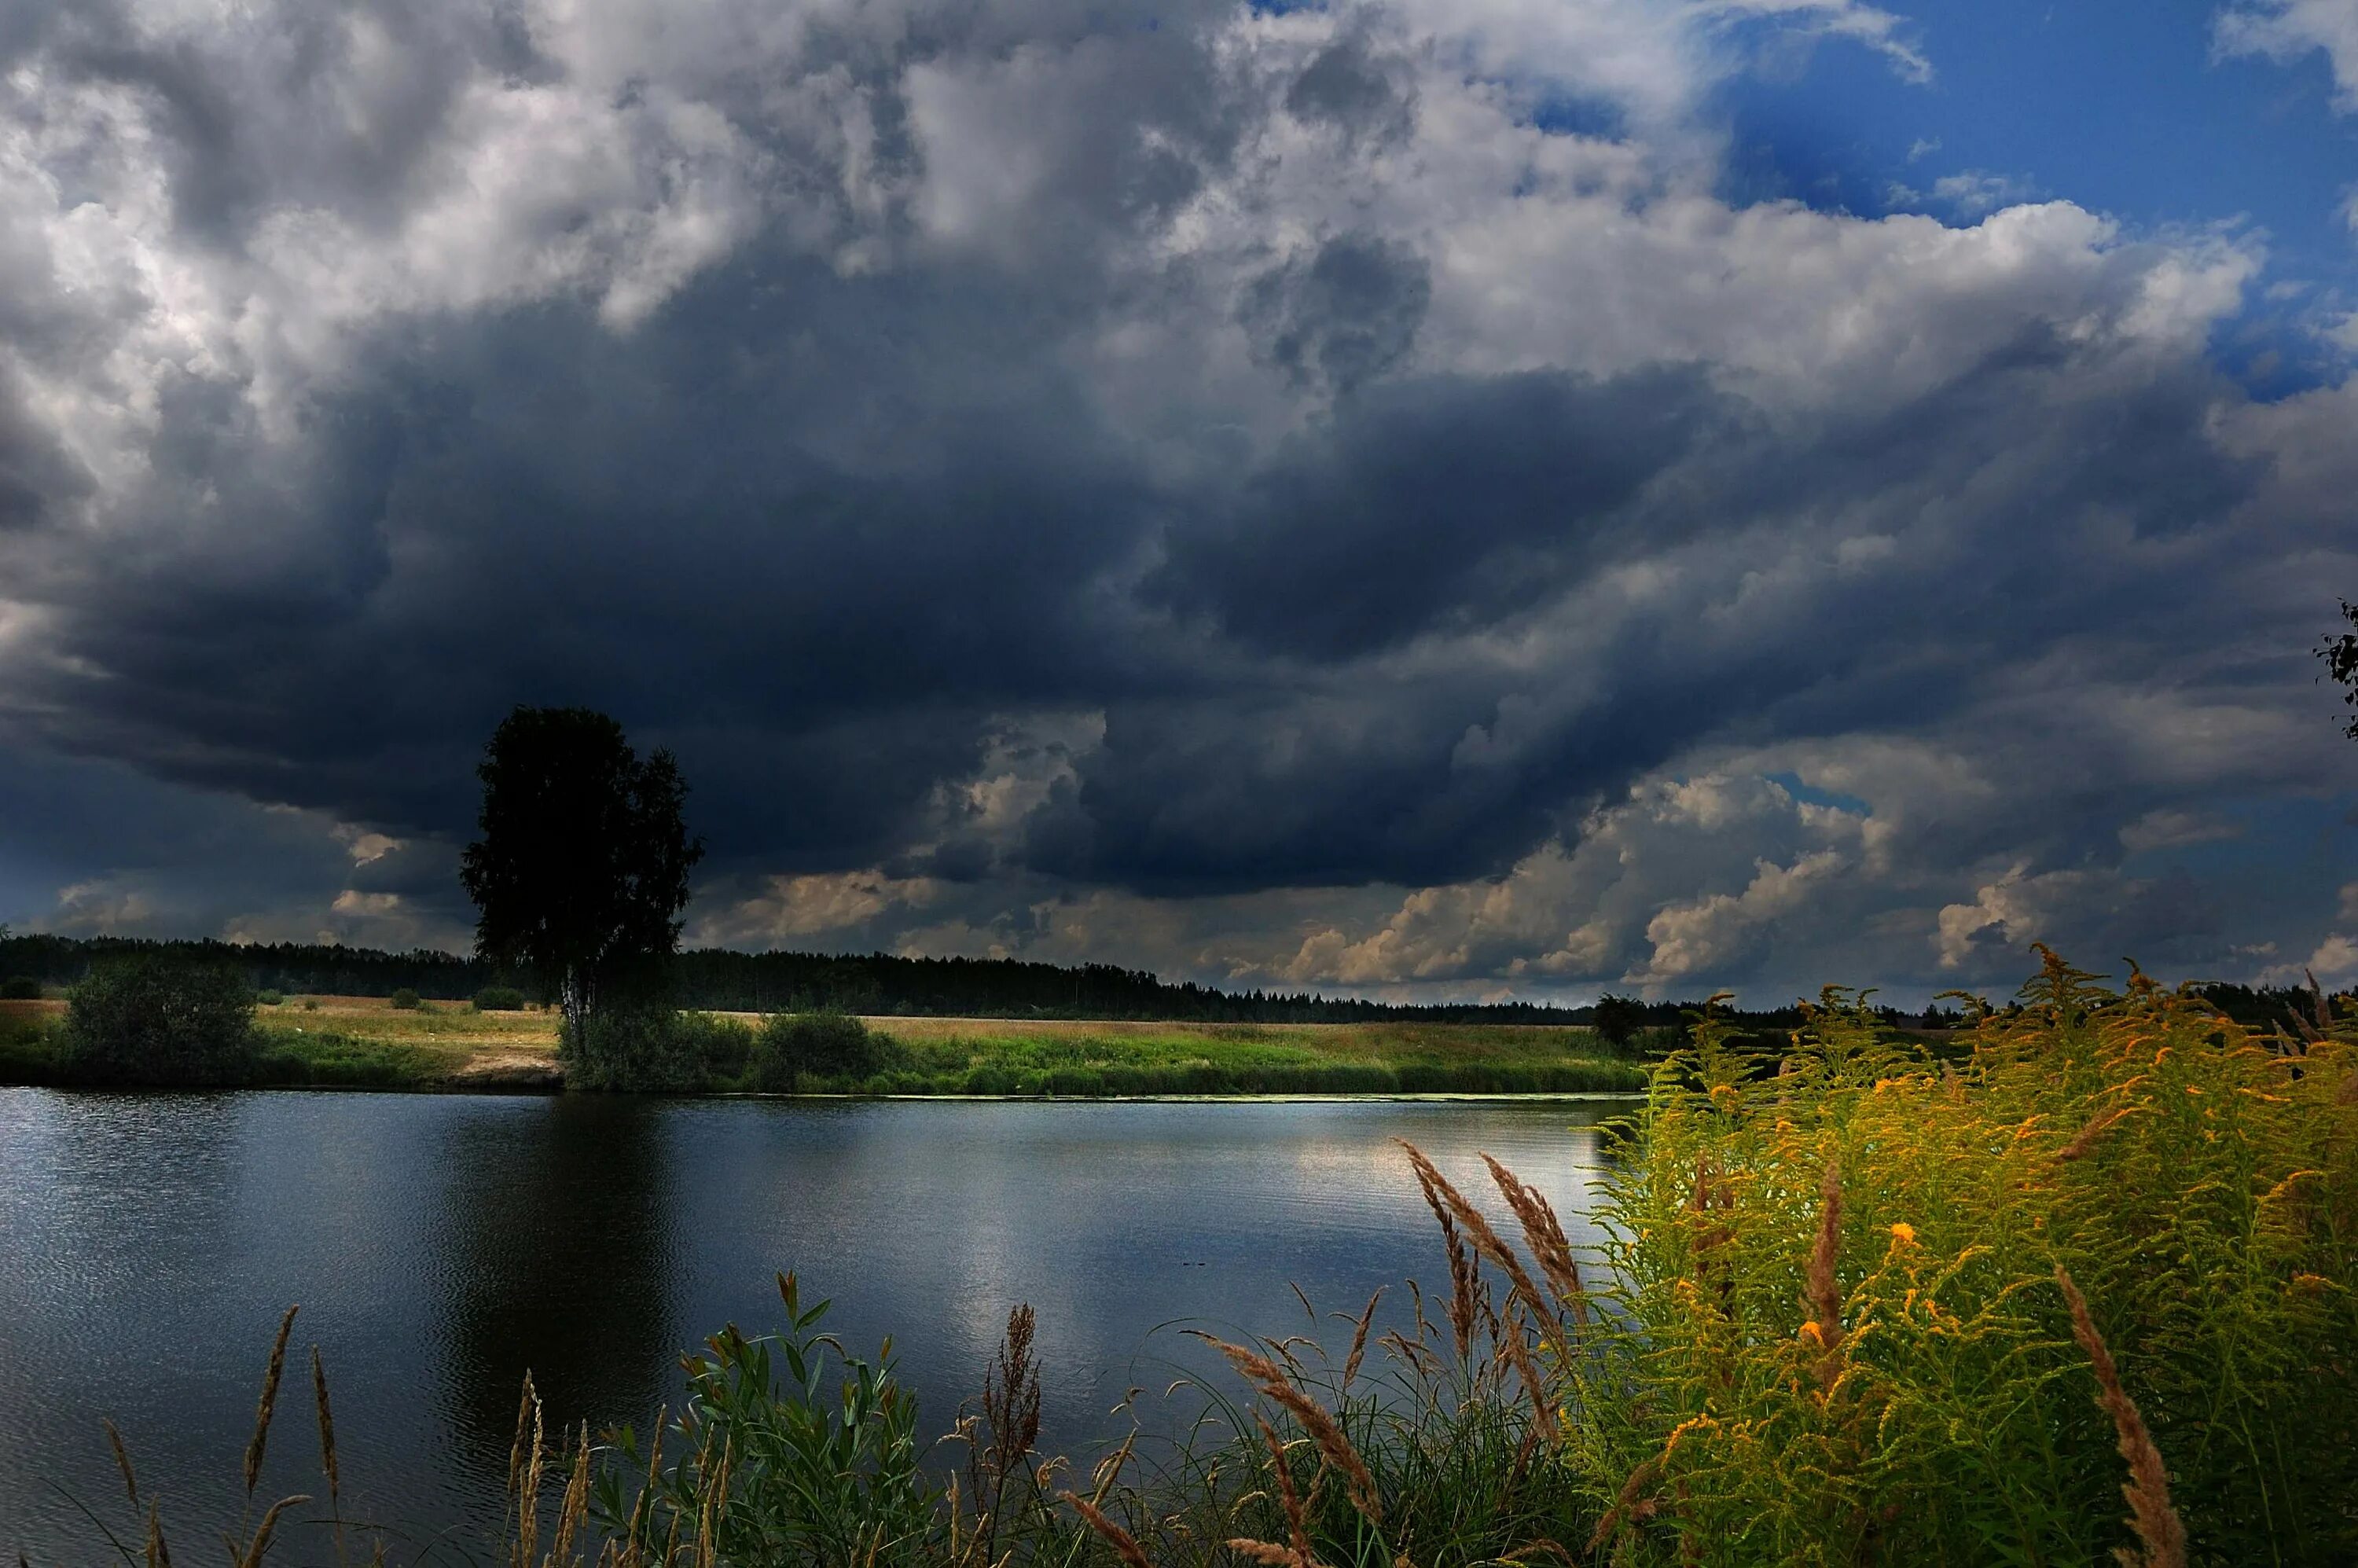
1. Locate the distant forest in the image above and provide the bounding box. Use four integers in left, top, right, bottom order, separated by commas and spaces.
0, 931, 2340, 1036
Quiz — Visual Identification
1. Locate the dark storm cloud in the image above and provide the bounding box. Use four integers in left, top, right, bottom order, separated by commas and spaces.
14, 259, 1160, 856
0, 0, 1246, 881
0, 369, 86, 532
1240, 232, 1432, 395
1147, 365, 1728, 656
0, 188, 2297, 898
1284, 25, 1417, 145
1051, 327, 2290, 896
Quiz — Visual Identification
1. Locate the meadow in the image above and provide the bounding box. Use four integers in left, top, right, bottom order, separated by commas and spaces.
74, 949, 2356, 1565
0, 993, 558, 1089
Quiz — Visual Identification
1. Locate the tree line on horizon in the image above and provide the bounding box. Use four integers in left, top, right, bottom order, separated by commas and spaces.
0, 928, 1681, 1026
7, 927, 2345, 1039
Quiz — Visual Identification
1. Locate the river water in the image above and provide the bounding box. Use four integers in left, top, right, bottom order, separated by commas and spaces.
0, 1090, 1626, 1564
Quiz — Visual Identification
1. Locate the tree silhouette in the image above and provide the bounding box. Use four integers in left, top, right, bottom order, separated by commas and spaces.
458, 707, 702, 1039
1592, 993, 1644, 1052
2322, 600, 2358, 741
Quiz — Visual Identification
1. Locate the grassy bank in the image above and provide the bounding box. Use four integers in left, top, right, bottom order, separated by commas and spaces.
0, 995, 553, 1089
0, 995, 1646, 1095
797, 1015, 1647, 1096
77, 952, 2358, 1566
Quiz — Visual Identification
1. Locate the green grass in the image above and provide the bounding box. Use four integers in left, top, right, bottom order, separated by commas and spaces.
0, 1000, 515, 1089
0, 1003, 65, 1083
796, 1017, 1647, 1096
252, 1026, 475, 1088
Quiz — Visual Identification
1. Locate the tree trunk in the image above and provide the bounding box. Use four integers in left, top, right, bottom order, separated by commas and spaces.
559, 966, 594, 1042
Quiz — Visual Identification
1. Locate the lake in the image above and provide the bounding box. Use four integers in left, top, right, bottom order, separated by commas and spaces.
0, 1090, 1627, 1564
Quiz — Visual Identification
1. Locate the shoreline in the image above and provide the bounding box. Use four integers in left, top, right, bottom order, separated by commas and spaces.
0, 1078, 1647, 1103
4, 997, 1649, 1096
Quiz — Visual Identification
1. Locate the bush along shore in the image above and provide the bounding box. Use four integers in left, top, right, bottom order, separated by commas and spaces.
71, 950, 2358, 1565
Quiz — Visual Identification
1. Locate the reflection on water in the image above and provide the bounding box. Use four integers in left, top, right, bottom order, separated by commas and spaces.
0, 1091, 1625, 1564
432, 1099, 678, 1472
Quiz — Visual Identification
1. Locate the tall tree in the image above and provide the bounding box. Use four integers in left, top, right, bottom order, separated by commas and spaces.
2322, 600, 2358, 741
459, 707, 703, 1039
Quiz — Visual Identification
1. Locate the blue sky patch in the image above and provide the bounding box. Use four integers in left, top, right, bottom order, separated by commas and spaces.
1707, 0, 2357, 389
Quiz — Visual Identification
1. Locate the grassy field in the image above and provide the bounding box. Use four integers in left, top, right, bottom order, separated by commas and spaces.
0, 996, 1644, 1095
0, 994, 560, 1089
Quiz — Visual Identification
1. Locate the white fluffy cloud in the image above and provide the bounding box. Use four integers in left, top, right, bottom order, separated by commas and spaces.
2216, 1, 2358, 109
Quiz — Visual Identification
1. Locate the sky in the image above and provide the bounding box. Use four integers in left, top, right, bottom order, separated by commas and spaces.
1, 0, 2355, 1007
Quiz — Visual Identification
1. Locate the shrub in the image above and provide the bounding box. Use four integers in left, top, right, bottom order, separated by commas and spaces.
960, 1063, 1018, 1096
301, 997, 319, 1012
62, 957, 261, 1085
1, 975, 41, 1001
255, 989, 284, 1007
679, 1011, 754, 1080
747, 1012, 894, 1092
388, 988, 421, 1010
560, 1006, 715, 1092
472, 985, 526, 1012
1041, 1065, 1107, 1097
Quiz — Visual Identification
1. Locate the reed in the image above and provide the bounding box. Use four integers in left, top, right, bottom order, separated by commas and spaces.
1200, 1336, 1384, 1528
105, 1417, 139, 1512
1398, 1142, 1552, 1336
1226, 1417, 1314, 1568
244, 1305, 297, 1496
1481, 1156, 1588, 1331
2055, 1265, 2187, 1568
1063, 1491, 1155, 1568
1339, 1289, 1383, 1389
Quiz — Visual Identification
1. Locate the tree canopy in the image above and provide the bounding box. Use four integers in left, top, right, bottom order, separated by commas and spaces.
458, 707, 702, 1037
2322, 599, 2358, 741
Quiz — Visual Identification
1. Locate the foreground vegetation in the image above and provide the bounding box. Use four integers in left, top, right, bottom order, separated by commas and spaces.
79, 952, 2357, 1564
